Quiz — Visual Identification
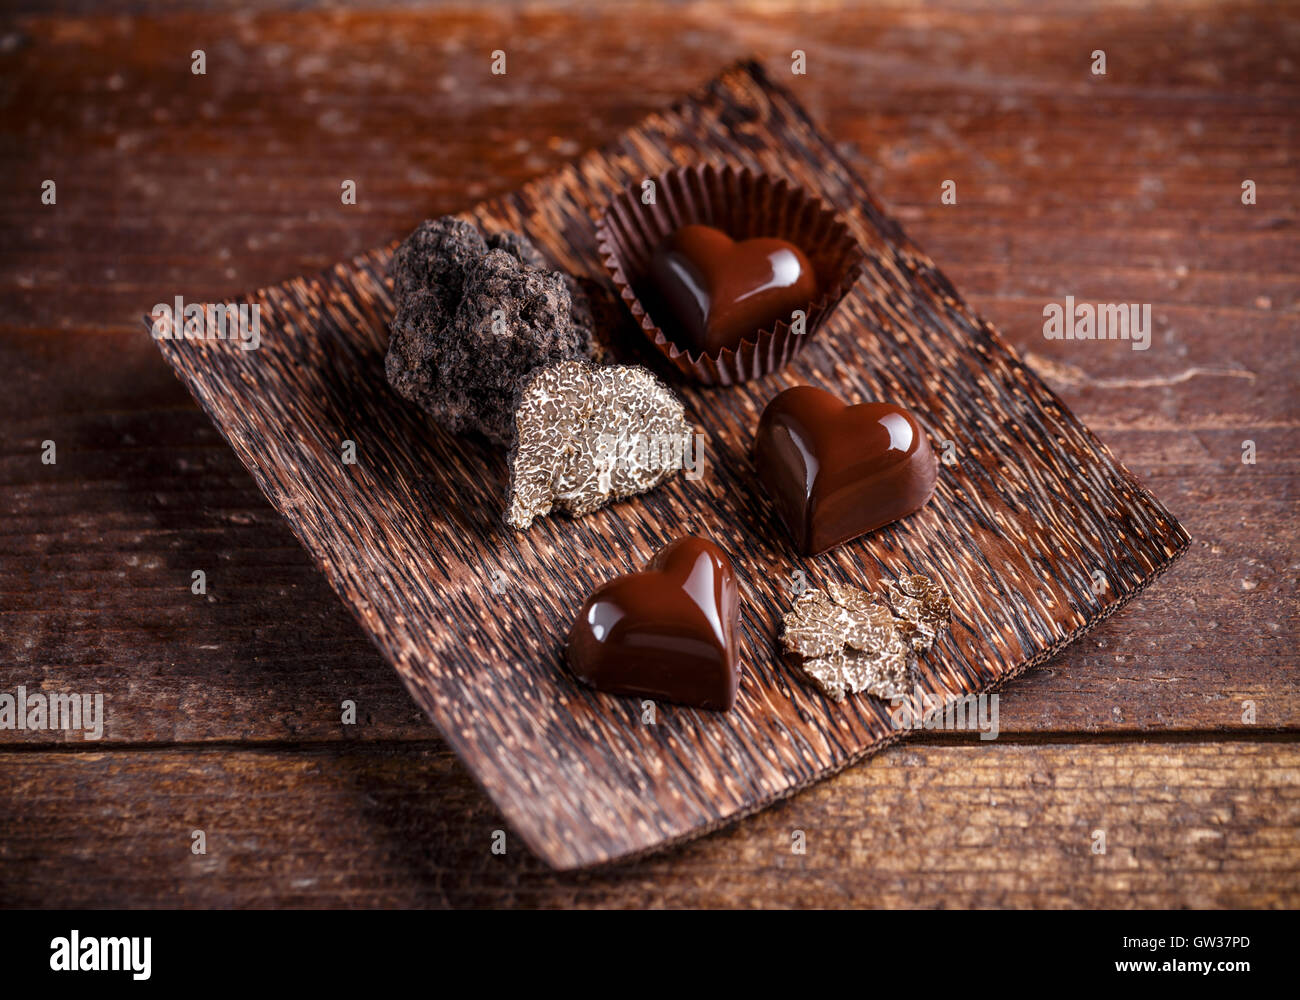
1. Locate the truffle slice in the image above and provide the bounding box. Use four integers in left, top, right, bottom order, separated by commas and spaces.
781, 584, 914, 703
780, 576, 951, 703
384, 217, 601, 445
506, 360, 694, 530
885, 574, 951, 653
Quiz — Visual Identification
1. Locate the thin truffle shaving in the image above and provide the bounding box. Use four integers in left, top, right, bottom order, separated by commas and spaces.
781, 576, 951, 702
886, 574, 951, 653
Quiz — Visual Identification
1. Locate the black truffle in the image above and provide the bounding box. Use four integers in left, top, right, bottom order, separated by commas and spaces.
385, 217, 602, 445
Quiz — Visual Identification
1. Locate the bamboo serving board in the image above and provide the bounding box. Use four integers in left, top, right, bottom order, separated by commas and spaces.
150, 60, 1189, 869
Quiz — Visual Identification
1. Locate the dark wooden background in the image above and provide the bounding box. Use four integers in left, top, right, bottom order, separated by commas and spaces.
1, 0, 1296, 907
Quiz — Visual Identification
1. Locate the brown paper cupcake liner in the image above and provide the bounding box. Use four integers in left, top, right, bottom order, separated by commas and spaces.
595, 164, 866, 385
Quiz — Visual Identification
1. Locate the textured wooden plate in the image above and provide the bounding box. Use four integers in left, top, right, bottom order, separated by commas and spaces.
150, 60, 1189, 870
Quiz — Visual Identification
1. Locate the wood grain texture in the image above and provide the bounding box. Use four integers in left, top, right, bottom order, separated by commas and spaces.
147, 61, 1188, 869
1, 740, 1295, 908
0, 0, 1295, 903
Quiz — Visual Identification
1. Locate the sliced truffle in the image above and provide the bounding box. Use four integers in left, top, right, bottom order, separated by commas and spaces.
780, 576, 951, 703
885, 574, 951, 653
506, 359, 694, 530
385, 217, 602, 445
781, 584, 914, 703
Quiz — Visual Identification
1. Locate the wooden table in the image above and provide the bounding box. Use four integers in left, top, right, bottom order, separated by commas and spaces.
1, 0, 1295, 908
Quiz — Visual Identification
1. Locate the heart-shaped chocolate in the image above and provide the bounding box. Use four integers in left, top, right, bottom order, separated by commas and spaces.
565, 536, 740, 710
755, 386, 938, 556
644, 224, 819, 355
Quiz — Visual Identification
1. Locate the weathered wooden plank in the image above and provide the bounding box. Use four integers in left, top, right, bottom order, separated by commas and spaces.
0, 741, 1295, 908
1, 4, 1294, 330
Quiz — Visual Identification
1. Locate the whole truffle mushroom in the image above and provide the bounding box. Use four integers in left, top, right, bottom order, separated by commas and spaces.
384, 217, 602, 445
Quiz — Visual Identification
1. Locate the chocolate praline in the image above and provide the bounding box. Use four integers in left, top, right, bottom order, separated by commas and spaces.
565, 536, 740, 711
644, 224, 819, 355
755, 385, 938, 556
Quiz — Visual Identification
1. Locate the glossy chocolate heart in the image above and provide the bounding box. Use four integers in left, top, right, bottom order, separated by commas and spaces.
644, 224, 819, 355
565, 535, 740, 710
755, 386, 938, 556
